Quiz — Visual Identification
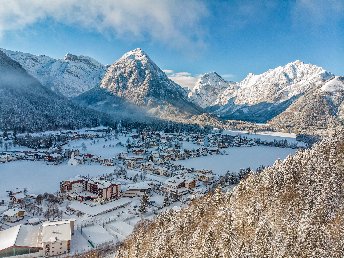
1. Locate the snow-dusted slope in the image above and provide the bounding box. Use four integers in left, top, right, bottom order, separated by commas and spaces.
220, 60, 334, 105
188, 72, 236, 108
1, 49, 106, 97
270, 76, 344, 131
100, 48, 203, 117
321, 76, 344, 93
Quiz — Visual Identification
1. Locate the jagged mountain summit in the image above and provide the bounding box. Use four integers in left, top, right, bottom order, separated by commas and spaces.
101, 48, 194, 106
1, 49, 106, 97
231, 60, 333, 105
0, 50, 109, 131
98, 48, 204, 121
188, 72, 236, 108
193, 60, 338, 125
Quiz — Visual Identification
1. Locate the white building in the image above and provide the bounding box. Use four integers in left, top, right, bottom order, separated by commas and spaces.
122, 182, 152, 197
41, 220, 74, 257
0, 224, 42, 257
0, 220, 74, 257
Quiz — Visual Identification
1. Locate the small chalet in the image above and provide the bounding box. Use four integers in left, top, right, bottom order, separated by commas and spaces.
2, 208, 25, 222
122, 182, 151, 197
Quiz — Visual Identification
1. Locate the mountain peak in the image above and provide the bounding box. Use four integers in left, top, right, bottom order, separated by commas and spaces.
201, 71, 222, 79
121, 48, 149, 61
101, 48, 196, 111
64, 53, 78, 61
189, 71, 233, 108
290, 59, 304, 65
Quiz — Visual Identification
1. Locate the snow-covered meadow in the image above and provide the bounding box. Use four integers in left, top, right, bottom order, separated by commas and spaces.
224, 130, 305, 146
0, 162, 114, 199
173, 146, 296, 175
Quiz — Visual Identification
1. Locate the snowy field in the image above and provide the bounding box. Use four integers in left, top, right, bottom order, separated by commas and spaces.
0, 162, 114, 199
224, 130, 305, 146
64, 136, 127, 158
173, 146, 296, 175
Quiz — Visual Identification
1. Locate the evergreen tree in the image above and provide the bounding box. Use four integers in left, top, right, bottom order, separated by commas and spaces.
139, 192, 149, 213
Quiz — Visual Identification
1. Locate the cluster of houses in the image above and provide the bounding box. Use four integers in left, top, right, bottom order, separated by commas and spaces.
60, 164, 215, 204
0, 148, 74, 165
0, 190, 40, 223
0, 127, 111, 165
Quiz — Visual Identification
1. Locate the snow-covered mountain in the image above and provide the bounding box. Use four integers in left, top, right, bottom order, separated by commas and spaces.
188, 72, 236, 108
270, 76, 344, 131
214, 60, 334, 107
1, 49, 106, 97
192, 60, 339, 124
0, 50, 110, 131
98, 48, 204, 120
101, 48, 190, 104
1, 45, 342, 130
320, 76, 344, 93
232, 60, 334, 105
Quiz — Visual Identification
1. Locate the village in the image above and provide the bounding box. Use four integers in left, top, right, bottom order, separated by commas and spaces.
0, 125, 303, 257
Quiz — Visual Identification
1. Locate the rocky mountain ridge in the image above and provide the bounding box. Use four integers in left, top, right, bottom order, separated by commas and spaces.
1, 48, 106, 97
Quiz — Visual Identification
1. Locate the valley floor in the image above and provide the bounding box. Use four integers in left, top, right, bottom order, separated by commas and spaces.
0, 128, 302, 256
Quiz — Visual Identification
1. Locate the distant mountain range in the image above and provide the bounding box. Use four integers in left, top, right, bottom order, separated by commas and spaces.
1, 47, 343, 132
188, 60, 343, 130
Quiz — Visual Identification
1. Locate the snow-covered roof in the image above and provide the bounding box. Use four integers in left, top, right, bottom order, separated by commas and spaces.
12, 192, 26, 199
123, 182, 151, 191
27, 217, 41, 224
164, 174, 196, 187
3, 208, 24, 217
69, 198, 131, 216
15, 225, 41, 247
0, 225, 20, 250
88, 178, 120, 189
41, 221, 72, 243
0, 224, 41, 250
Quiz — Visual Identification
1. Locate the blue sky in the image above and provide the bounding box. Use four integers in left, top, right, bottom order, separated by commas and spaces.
0, 0, 343, 87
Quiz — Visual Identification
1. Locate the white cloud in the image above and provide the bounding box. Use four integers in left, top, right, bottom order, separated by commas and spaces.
165, 70, 201, 89
221, 74, 235, 80
165, 70, 236, 89
292, 0, 344, 25
0, 0, 207, 51
162, 69, 174, 75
